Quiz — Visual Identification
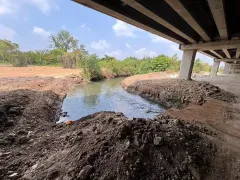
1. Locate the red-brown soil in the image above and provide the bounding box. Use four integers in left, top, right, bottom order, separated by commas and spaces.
0, 66, 80, 78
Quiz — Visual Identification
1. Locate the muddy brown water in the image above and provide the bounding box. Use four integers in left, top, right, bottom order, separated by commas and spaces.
58, 78, 165, 122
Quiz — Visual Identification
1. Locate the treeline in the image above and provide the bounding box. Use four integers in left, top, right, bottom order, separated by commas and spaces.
0, 30, 212, 80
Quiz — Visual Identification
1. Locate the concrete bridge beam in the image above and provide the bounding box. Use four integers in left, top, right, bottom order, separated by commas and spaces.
179, 49, 197, 80
211, 60, 220, 76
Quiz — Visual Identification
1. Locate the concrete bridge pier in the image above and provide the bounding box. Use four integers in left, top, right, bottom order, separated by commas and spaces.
224, 63, 230, 74
211, 60, 220, 76
179, 50, 197, 80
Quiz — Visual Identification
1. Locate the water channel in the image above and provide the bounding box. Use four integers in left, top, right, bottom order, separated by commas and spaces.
59, 78, 165, 122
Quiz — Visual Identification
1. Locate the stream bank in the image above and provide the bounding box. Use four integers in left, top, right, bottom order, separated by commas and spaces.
0, 75, 240, 179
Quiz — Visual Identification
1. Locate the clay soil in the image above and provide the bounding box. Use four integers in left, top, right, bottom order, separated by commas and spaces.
0, 71, 240, 179
0, 66, 80, 78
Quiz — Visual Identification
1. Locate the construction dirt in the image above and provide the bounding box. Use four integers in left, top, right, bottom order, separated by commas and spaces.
1, 72, 240, 179
0, 66, 80, 78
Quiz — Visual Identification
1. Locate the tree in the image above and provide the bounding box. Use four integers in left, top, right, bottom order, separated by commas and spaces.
101, 55, 115, 61
193, 59, 211, 73
0, 39, 19, 63
79, 45, 88, 56
50, 30, 78, 52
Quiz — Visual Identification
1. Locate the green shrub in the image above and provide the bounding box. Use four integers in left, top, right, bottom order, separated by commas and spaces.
12, 52, 28, 67
83, 54, 104, 81
60, 52, 76, 68
151, 55, 170, 72
193, 59, 211, 73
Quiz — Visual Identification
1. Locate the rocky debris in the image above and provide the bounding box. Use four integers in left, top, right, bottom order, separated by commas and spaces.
78, 165, 93, 180
60, 111, 69, 117
124, 79, 237, 108
153, 136, 162, 146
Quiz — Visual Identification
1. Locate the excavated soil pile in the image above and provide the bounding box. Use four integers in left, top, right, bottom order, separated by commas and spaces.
0, 78, 239, 180
124, 79, 237, 108
0, 89, 62, 132
0, 105, 237, 180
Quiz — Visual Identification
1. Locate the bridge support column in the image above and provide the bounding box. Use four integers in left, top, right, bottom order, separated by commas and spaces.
223, 62, 230, 74
179, 49, 197, 80
211, 60, 220, 76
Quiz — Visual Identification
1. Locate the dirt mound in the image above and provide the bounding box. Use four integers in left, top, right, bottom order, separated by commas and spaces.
1, 111, 238, 180
0, 89, 61, 133
124, 79, 237, 108
0, 77, 239, 180
0, 76, 87, 97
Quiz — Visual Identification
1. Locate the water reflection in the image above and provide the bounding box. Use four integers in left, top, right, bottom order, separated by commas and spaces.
59, 78, 165, 122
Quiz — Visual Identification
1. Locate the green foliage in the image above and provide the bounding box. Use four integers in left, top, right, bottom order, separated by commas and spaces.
50, 30, 78, 52
168, 54, 181, 72
48, 49, 64, 65
0, 39, 19, 64
12, 51, 28, 67
73, 45, 89, 68
218, 67, 224, 74
60, 52, 76, 68
193, 59, 211, 73
151, 55, 171, 72
0, 30, 212, 81
82, 54, 104, 81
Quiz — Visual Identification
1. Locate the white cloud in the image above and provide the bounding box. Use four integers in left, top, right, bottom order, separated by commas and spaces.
26, 0, 58, 15
32, 26, 51, 37
106, 50, 122, 59
0, 0, 58, 16
81, 24, 86, 28
61, 25, 66, 29
149, 34, 168, 43
135, 48, 157, 58
0, 0, 17, 15
80, 23, 90, 31
113, 20, 139, 37
90, 40, 110, 51
125, 43, 131, 48
0, 24, 16, 40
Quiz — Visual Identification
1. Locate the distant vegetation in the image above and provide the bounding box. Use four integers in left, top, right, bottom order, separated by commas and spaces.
0, 30, 212, 80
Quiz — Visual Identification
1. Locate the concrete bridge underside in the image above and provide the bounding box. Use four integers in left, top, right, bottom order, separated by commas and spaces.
74, 0, 240, 79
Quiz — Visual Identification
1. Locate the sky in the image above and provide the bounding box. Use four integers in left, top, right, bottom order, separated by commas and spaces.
0, 0, 214, 65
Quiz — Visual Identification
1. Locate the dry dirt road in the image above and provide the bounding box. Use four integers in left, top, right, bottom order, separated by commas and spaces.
0, 66, 80, 78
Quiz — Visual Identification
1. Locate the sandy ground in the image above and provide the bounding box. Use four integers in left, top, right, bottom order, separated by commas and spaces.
0, 66, 80, 78
195, 74, 240, 97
